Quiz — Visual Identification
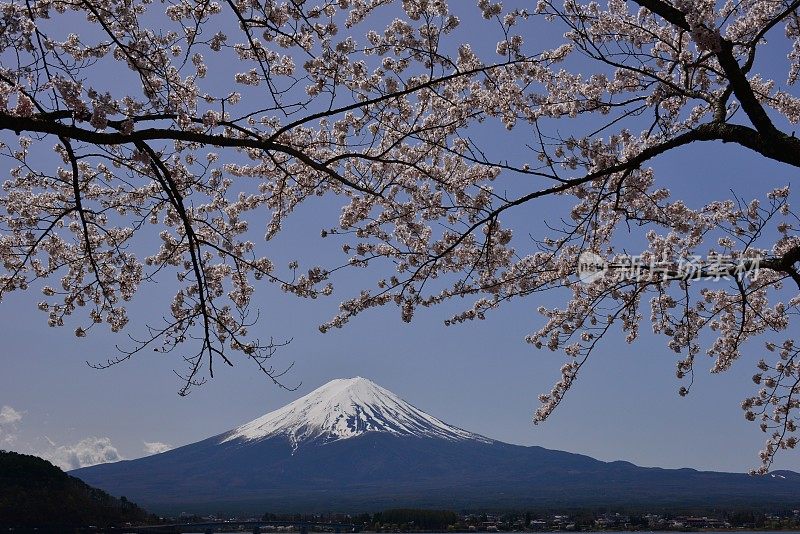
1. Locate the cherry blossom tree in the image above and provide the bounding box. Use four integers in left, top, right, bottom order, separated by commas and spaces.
1, 0, 800, 470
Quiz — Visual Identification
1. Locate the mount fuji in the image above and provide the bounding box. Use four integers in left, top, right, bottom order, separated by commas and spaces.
221, 377, 491, 449
73, 377, 800, 513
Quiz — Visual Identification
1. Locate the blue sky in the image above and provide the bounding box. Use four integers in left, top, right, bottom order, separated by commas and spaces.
1, 1, 799, 475
1, 136, 796, 473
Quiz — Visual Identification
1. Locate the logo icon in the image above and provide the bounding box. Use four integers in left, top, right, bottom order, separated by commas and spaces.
577, 251, 608, 284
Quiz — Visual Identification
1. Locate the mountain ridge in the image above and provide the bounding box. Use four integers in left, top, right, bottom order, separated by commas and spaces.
222, 377, 491, 449
72, 377, 800, 514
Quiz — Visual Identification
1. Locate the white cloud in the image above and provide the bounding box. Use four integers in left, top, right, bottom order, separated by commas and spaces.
0, 406, 22, 425
44, 437, 123, 471
143, 441, 172, 455
0, 405, 22, 445
0, 409, 121, 470
0, 408, 122, 470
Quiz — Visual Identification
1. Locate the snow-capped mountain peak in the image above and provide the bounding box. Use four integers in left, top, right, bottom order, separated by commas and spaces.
222, 377, 491, 449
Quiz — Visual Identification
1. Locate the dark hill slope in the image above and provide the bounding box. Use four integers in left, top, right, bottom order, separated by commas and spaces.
0, 450, 154, 528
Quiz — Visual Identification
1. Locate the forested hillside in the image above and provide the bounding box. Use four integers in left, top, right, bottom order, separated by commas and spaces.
0, 450, 154, 528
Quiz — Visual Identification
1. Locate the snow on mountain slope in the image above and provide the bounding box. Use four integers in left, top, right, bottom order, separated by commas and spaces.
222, 377, 492, 449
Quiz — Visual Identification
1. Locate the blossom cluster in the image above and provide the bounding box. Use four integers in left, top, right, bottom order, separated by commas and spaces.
0, 0, 799, 469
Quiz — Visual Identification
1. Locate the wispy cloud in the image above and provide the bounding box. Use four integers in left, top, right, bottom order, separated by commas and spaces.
0, 407, 123, 470
0, 406, 22, 425
143, 441, 172, 455
43, 437, 123, 471
0, 405, 22, 445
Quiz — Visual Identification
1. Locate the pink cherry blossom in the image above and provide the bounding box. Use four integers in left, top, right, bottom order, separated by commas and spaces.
1, 0, 800, 470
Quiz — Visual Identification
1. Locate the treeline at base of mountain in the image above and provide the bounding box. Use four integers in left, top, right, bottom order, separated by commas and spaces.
261, 510, 459, 531
256, 509, 800, 532
0, 450, 157, 529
